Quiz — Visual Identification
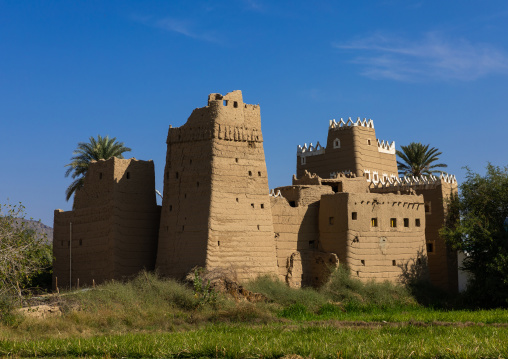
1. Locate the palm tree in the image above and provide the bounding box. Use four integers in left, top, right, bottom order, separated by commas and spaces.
65, 135, 131, 201
396, 142, 447, 177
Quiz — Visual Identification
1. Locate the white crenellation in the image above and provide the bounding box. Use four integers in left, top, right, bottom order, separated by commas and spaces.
297, 141, 325, 157
269, 189, 282, 197
377, 139, 396, 154
329, 117, 375, 130
368, 173, 457, 189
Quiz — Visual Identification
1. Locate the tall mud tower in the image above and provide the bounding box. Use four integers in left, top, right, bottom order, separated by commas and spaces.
156, 91, 278, 281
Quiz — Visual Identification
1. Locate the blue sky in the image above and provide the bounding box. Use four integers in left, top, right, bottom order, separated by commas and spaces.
1, 1, 507, 226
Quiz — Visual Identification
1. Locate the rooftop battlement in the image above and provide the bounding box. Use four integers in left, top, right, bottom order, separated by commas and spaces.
369, 173, 457, 189
329, 117, 374, 130
296, 141, 325, 157
377, 139, 396, 154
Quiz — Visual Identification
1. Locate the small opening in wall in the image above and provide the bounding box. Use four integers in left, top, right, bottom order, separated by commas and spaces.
261, 203, 264, 209
223, 100, 227, 106
357, 271, 360, 276
79, 239, 82, 246
425, 202, 431, 213
169, 205, 172, 211
257, 225, 260, 230
390, 218, 397, 227
236, 198, 239, 202
251, 203, 255, 208
329, 217, 334, 225
332, 185, 339, 193
248, 171, 252, 176
289, 201, 296, 207
182, 225, 185, 231
176, 172, 179, 179
197, 182, 199, 187
301, 156, 306, 165
258, 171, 261, 176
99, 172, 102, 180
371, 218, 378, 227
190, 159, 192, 165
361, 260, 365, 266
352, 212, 357, 220
367, 139, 371, 145
373, 173, 378, 182
184, 193, 187, 199
126, 172, 130, 179
235, 158, 239, 163
218, 241, 220, 246
61, 240, 63, 246
426, 242, 434, 253
365, 172, 371, 180
309, 240, 315, 248
415, 218, 421, 227
392, 260, 396, 266
233, 101, 238, 108
404, 218, 409, 227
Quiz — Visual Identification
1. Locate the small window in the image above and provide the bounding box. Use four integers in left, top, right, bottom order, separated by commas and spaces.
182, 225, 185, 231
236, 198, 239, 202
79, 239, 82, 246
126, 172, 130, 179
233, 101, 238, 108
373, 172, 378, 181
371, 218, 378, 227
361, 260, 365, 266
169, 205, 172, 211
257, 225, 260, 230
367, 139, 371, 145
333, 138, 341, 149
261, 204, 264, 209
99, 172, 102, 180
425, 202, 431, 213
332, 185, 339, 193
404, 218, 409, 227
309, 240, 315, 248
289, 201, 296, 207
329, 217, 334, 225
352, 212, 357, 220
248, 171, 252, 176
184, 193, 187, 199
176, 172, 179, 179
235, 158, 239, 163
365, 172, 371, 180
301, 156, 306, 165
251, 203, 255, 208
392, 260, 396, 266
390, 218, 397, 227
415, 218, 421, 227
258, 171, 261, 176
218, 241, 220, 246
427, 242, 434, 253
190, 159, 192, 165
223, 100, 227, 106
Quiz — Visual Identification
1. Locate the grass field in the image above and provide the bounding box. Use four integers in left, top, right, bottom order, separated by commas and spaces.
1, 270, 507, 358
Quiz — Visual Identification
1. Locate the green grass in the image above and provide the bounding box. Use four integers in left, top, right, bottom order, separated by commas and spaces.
2, 269, 508, 358
1, 323, 508, 358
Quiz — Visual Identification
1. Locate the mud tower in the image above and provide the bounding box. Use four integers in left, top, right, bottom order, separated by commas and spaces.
53, 157, 160, 288
296, 118, 398, 181
156, 90, 278, 281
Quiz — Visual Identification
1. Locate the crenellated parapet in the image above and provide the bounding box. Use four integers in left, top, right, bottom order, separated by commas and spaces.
329, 117, 375, 130
369, 173, 457, 189
167, 124, 263, 144
269, 189, 283, 197
377, 139, 396, 154
329, 170, 356, 179
296, 141, 325, 157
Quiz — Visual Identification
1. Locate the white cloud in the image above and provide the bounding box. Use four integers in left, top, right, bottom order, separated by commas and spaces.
334, 32, 508, 81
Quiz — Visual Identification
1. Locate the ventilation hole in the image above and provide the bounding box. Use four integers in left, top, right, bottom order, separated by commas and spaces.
197, 182, 199, 187
176, 172, 179, 179
309, 240, 315, 248
248, 171, 252, 176
361, 260, 365, 266
99, 172, 102, 180
169, 205, 172, 211
251, 203, 255, 208
352, 212, 357, 220
236, 198, 239, 202
233, 101, 238, 108
182, 225, 185, 231
126, 172, 130, 179
404, 218, 409, 227
415, 219, 421, 227
190, 159, 192, 165
218, 241, 220, 246
223, 100, 227, 106
258, 171, 261, 176
79, 239, 82, 246
61, 240, 63, 246
289, 201, 296, 207
257, 225, 260, 230
392, 260, 396, 266
184, 193, 187, 199
235, 158, 239, 163
261, 203, 264, 209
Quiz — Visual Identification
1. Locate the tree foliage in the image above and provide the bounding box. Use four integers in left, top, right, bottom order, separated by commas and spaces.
396, 142, 447, 177
65, 135, 131, 201
441, 164, 508, 307
0, 203, 52, 298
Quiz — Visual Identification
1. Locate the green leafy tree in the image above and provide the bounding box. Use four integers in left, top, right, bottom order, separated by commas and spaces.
0, 203, 52, 299
396, 142, 447, 177
65, 135, 131, 201
441, 164, 508, 307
